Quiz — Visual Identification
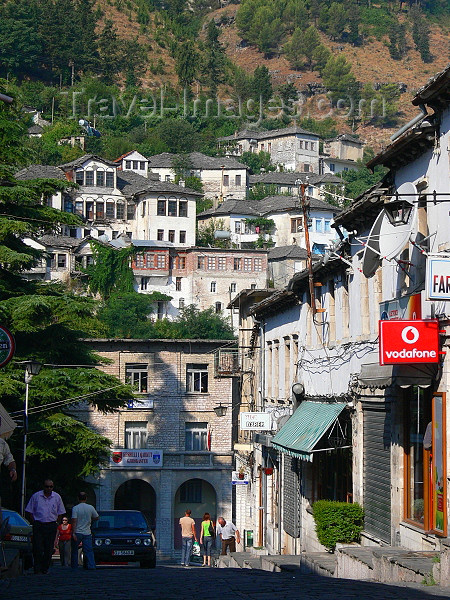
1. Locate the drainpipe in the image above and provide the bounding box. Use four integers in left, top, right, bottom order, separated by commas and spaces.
390, 105, 427, 142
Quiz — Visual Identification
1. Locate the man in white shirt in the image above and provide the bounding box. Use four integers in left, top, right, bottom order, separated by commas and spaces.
70, 492, 99, 570
216, 516, 240, 555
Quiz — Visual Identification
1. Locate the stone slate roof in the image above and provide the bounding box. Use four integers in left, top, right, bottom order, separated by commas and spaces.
59, 154, 117, 169
268, 245, 309, 260
28, 124, 44, 135
39, 235, 87, 249
198, 195, 339, 218
249, 172, 342, 186
117, 171, 202, 197
15, 165, 67, 181
324, 134, 363, 144
412, 63, 450, 107
148, 152, 247, 170
218, 126, 319, 142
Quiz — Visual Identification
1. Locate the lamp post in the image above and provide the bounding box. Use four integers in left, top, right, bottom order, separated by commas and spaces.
21, 359, 42, 515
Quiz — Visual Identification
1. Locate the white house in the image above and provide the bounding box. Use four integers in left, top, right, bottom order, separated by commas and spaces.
321, 133, 365, 174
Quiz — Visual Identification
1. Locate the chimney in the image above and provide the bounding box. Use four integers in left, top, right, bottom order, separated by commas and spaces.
179, 179, 185, 187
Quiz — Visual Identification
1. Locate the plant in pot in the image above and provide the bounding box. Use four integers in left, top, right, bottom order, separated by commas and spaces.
238, 467, 245, 480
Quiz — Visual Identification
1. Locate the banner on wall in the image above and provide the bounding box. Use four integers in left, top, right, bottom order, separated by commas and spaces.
110, 449, 163, 468
379, 319, 440, 365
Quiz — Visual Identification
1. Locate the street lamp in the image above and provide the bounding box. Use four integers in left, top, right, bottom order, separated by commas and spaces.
213, 403, 228, 417
21, 359, 42, 515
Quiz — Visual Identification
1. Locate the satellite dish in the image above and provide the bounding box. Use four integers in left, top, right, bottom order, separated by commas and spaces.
378, 182, 417, 260
362, 209, 384, 278
78, 119, 89, 126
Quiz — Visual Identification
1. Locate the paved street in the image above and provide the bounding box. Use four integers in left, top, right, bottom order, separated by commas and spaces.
3, 562, 450, 599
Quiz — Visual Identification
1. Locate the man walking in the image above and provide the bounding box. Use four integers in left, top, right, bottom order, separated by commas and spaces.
70, 491, 98, 570
25, 479, 65, 574
179, 509, 197, 567
217, 516, 240, 555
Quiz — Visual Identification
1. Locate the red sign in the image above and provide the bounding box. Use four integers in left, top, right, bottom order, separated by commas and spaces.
379, 319, 440, 365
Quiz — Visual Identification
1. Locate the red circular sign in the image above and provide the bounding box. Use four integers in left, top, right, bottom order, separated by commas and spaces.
0, 326, 15, 368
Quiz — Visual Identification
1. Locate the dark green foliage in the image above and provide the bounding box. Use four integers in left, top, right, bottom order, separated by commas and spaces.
300, 117, 338, 139
175, 41, 199, 88
388, 23, 408, 60
201, 20, 228, 95
85, 242, 136, 300
411, 6, 433, 63
156, 305, 235, 340
312, 500, 364, 551
339, 158, 387, 203
253, 66, 273, 104
245, 217, 275, 233
321, 55, 359, 104
240, 151, 276, 174
248, 183, 278, 201
196, 218, 231, 247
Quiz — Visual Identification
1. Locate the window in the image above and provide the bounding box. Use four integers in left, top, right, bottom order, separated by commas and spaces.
268, 143, 271, 152
210, 281, 216, 293
126, 364, 148, 393
165, 175, 171, 182
315, 219, 323, 233
127, 204, 135, 220
233, 258, 241, 271
178, 256, 186, 269
344, 167, 349, 172
75, 171, 84, 185
186, 365, 208, 393
197, 256, 205, 269
254, 258, 262, 271
207, 256, 216, 270
235, 175, 241, 186
85, 171, 94, 186
106, 171, 114, 187
176, 277, 182, 291
157, 301, 166, 319
64, 198, 73, 213
215, 302, 222, 313
180, 479, 202, 502
135, 254, 145, 268
311, 142, 315, 151
133, 161, 138, 170
86, 202, 94, 220
112, 231, 118, 239
157, 199, 166, 216
156, 254, 166, 269
230, 283, 236, 293
329, 163, 335, 172
243, 258, 252, 271
179, 297, 185, 308
217, 257, 226, 270
106, 202, 115, 219
168, 230, 175, 243
251, 283, 256, 290
223, 175, 229, 186
304, 163, 310, 172
179, 201, 187, 217
140, 161, 146, 170
141, 201, 146, 217
116, 203, 124, 219
96, 171, 105, 187
324, 220, 331, 232
75, 201, 83, 216
235, 221, 241, 234
179, 231, 186, 244
125, 422, 148, 449
168, 199, 177, 216
57, 254, 66, 268
96, 202, 104, 219
157, 229, 164, 241
140, 277, 148, 291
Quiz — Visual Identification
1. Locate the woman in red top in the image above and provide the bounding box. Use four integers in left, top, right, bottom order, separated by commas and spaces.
54, 516, 72, 566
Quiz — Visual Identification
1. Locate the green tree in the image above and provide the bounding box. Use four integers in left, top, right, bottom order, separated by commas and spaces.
388, 23, 407, 60
98, 20, 122, 84
252, 66, 273, 103
339, 157, 387, 201
201, 19, 227, 95
411, 5, 432, 63
121, 38, 147, 87
196, 218, 231, 247
284, 25, 321, 70
156, 305, 235, 340
240, 150, 276, 174
322, 55, 359, 104
154, 119, 201, 153
248, 183, 277, 201
312, 44, 331, 75
326, 2, 348, 40
175, 41, 199, 89
282, 0, 309, 33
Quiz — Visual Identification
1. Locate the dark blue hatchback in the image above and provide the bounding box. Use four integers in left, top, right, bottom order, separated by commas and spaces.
92, 510, 156, 568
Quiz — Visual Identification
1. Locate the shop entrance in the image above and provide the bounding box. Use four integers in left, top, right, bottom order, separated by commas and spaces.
173, 479, 216, 549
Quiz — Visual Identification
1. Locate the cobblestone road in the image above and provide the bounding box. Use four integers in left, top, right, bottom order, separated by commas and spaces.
3, 562, 450, 600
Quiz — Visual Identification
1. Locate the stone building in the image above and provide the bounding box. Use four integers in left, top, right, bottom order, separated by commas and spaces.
72, 338, 238, 558
321, 134, 365, 174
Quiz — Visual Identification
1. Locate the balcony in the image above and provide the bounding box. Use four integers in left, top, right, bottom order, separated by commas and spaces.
214, 349, 240, 376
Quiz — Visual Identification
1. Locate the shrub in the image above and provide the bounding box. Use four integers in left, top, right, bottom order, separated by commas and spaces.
312, 500, 364, 552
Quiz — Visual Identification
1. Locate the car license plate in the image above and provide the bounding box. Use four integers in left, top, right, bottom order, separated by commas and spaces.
112, 550, 135, 556
11, 535, 28, 542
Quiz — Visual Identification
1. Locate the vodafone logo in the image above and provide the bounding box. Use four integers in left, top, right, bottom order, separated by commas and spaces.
401, 326, 419, 345
379, 319, 439, 365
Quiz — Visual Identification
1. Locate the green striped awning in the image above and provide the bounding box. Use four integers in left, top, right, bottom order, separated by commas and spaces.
271, 401, 346, 462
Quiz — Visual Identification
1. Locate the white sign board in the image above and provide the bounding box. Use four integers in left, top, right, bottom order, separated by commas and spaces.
110, 449, 163, 468
232, 471, 249, 485
127, 397, 154, 409
240, 412, 272, 431
426, 256, 450, 300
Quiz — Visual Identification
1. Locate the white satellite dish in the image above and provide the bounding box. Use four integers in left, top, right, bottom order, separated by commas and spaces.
362, 209, 384, 278
378, 182, 417, 261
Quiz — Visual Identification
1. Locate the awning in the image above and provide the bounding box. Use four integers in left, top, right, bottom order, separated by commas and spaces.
271, 401, 346, 462
358, 362, 437, 389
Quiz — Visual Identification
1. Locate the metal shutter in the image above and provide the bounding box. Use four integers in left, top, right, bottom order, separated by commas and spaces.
283, 456, 301, 538
363, 404, 391, 543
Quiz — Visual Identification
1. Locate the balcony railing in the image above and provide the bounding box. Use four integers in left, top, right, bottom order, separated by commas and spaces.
214, 349, 240, 376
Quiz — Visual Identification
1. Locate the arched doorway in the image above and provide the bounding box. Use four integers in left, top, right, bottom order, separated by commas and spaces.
114, 479, 156, 527
173, 479, 216, 549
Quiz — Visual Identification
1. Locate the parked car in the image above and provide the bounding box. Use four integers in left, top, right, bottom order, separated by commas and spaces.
1, 509, 33, 569
92, 510, 156, 568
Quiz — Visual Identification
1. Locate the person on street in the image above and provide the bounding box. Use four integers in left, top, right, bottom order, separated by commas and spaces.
217, 516, 240, 555
70, 491, 98, 570
54, 516, 72, 566
199, 512, 215, 567
0, 435, 17, 523
179, 509, 197, 567
25, 479, 65, 574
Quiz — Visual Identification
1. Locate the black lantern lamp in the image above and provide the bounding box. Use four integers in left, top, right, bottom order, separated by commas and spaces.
384, 197, 413, 226
213, 403, 228, 417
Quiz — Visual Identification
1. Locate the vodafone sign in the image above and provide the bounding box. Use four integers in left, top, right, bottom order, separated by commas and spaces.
379, 319, 440, 365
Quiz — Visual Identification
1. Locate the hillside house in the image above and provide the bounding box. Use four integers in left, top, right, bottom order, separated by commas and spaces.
321, 134, 365, 174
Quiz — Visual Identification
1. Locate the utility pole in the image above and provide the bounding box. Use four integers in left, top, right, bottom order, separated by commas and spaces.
296, 179, 316, 315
